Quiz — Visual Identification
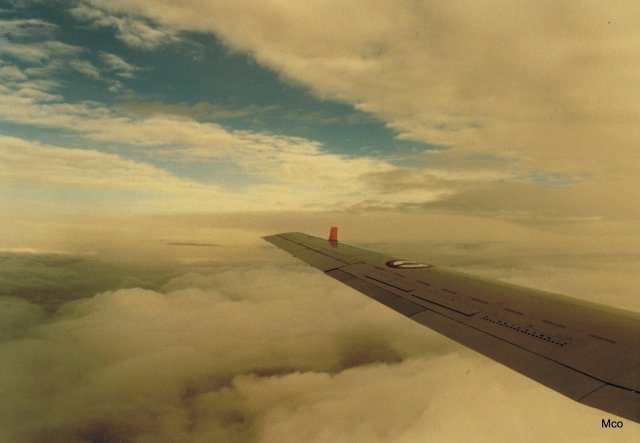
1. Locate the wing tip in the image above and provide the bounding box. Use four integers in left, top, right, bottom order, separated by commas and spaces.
328, 226, 338, 242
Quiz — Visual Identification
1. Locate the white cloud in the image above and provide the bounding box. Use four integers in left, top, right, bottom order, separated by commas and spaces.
0, 83, 428, 210
0, 17, 57, 39
0, 260, 634, 442
0, 72, 630, 217
46, 0, 638, 234
78, 0, 640, 194
100, 51, 140, 78
69, 59, 101, 79
0, 135, 219, 195
0, 128, 422, 213
0, 16, 140, 97
0, 36, 81, 64
0, 64, 26, 81
0, 18, 80, 64
71, 3, 181, 50
4, 1, 640, 221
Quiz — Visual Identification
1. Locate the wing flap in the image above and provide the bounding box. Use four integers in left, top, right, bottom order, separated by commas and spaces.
409, 308, 606, 400
327, 269, 426, 316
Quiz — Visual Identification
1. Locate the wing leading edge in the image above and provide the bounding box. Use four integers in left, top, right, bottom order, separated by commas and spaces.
263, 229, 640, 423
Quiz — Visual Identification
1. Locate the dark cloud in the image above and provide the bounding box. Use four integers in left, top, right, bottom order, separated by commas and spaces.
418, 180, 638, 222
166, 242, 222, 248
0, 252, 172, 312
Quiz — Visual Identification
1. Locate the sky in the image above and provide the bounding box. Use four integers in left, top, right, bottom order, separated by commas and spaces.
1, 1, 639, 442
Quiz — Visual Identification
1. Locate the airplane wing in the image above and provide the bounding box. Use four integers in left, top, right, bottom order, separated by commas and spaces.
263, 228, 639, 423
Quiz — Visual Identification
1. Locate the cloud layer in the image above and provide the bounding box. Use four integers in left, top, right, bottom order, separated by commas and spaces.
3, 2, 638, 225
3, 253, 635, 443
56, 0, 637, 223
81, 1, 640, 169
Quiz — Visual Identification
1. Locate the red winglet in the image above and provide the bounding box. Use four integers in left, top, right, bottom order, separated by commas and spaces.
328, 226, 338, 242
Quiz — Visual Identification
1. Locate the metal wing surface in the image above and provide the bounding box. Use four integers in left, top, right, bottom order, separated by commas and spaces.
263, 231, 640, 423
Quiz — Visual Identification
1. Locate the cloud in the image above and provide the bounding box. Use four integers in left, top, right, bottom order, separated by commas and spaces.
0, 15, 142, 97
0, 18, 82, 71
0, 134, 309, 217
0, 246, 636, 442
0, 17, 58, 40
0, 63, 27, 81
0, 135, 217, 193
73, 0, 640, 218
0, 85, 425, 211
70, 2, 181, 50
0, 28, 407, 213
0, 33, 81, 67
100, 51, 140, 78
0, 263, 438, 442
0, 296, 44, 341
69, 59, 101, 79
2, 0, 640, 254
0, 251, 171, 312
166, 242, 222, 248
5, 3, 638, 221
118, 100, 280, 120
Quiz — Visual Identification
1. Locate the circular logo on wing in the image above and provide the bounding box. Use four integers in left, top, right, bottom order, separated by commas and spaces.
385, 259, 433, 269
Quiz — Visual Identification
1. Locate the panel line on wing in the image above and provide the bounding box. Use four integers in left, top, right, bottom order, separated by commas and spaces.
420, 307, 640, 396
363, 274, 413, 292
275, 235, 360, 265
409, 293, 479, 316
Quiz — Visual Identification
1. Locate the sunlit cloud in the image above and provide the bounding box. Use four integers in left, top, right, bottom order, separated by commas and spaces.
0, 80, 438, 211
70, 2, 181, 50
0, 16, 126, 97
83, 0, 640, 176
100, 51, 140, 78
69, 59, 101, 80
0, 135, 209, 192
5, 3, 636, 220
0, 18, 79, 64
0, 63, 27, 81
